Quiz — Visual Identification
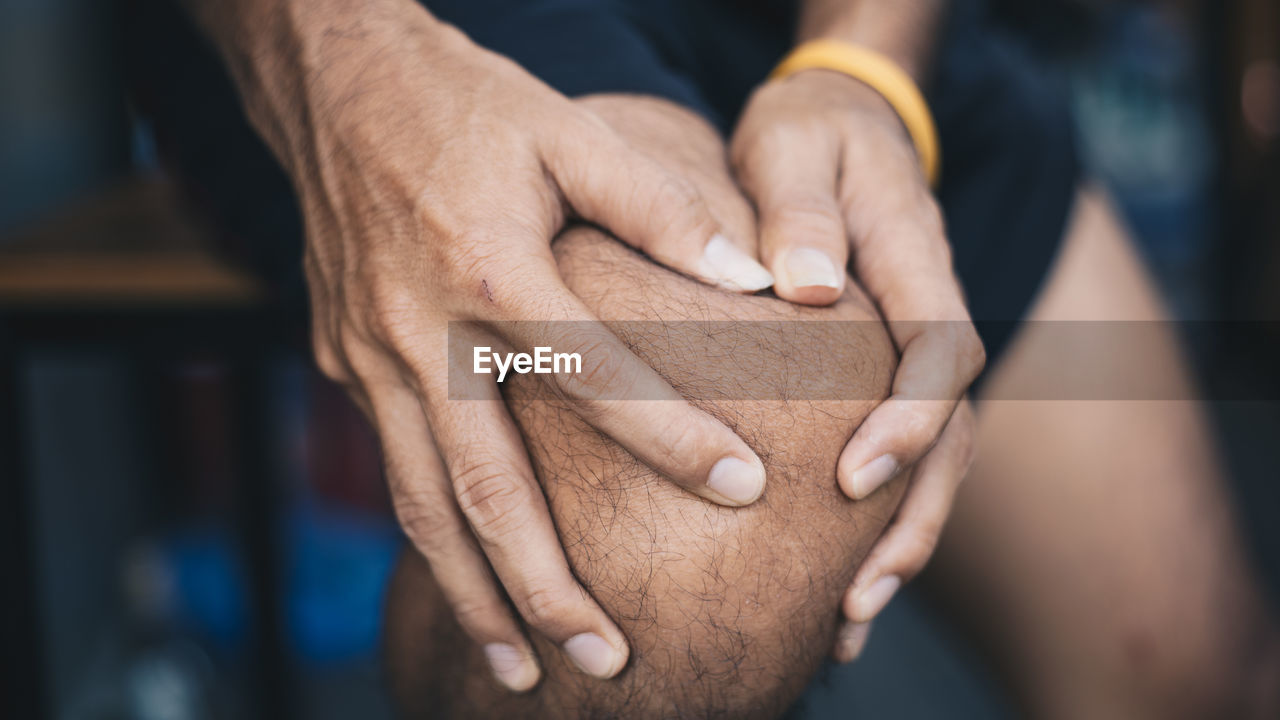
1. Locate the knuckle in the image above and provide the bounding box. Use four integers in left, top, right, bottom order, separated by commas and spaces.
553, 337, 637, 407
453, 462, 531, 540
906, 431, 941, 462
519, 582, 576, 630
367, 279, 417, 322
368, 285, 426, 345
770, 197, 844, 237
958, 327, 987, 379
436, 230, 507, 296
647, 175, 709, 241
394, 494, 451, 556
449, 595, 508, 636
901, 524, 943, 571
339, 293, 438, 379
335, 322, 384, 377
311, 335, 349, 384
874, 528, 938, 581
436, 234, 545, 319
648, 419, 707, 473
890, 405, 943, 453
734, 122, 805, 177
899, 498, 948, 553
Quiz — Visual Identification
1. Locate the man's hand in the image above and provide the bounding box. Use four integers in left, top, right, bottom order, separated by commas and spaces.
189, 0, 776, 691
576, 95, 763, 251
730, 68, 984, 659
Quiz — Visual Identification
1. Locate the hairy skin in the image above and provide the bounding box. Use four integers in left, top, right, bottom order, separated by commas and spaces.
385, 227, 904, 719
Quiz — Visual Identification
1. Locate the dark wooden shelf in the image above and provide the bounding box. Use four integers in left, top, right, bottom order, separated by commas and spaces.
0, 177, 262, 307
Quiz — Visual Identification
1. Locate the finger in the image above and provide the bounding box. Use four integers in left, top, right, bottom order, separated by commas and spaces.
575, 94, 760, 256
367, 382, 541, 692
832, 620, 873, 664
491, 285, 767, 507
734, 125, 847, 305
842, 402, 974, 625
542, 118, 774, 293
414, 353, 631, 679
686, 163, 760, 259
835, 156, 984, 500
836, 318, 981, 499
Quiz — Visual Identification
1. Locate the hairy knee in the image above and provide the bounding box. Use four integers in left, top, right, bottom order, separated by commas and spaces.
386, 227, 903, 718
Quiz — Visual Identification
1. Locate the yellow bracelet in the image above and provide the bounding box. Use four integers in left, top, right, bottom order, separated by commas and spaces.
770, 39, 940, 187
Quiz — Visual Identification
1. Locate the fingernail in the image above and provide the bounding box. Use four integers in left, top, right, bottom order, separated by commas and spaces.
783, 247, 841, 290
699, 234, 774, 292
835, 622, 872, 663
849, 454, 899, 499
853, 575, 901, 622
564, 633, 625, 678
706, 455, 766, 505
484, 643, 540, 692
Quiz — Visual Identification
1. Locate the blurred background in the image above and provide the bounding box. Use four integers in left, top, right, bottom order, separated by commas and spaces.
2, 1, 1277, 718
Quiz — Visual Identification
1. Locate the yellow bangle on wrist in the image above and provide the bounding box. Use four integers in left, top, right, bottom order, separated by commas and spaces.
770, 39, 940, 187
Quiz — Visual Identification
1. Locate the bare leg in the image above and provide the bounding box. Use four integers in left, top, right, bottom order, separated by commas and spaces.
930, 189, 1280, 719
385, 227, 904, 718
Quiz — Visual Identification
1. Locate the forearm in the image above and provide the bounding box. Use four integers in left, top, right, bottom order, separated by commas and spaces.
795, 0, 947, 83
174, 0, 460, 170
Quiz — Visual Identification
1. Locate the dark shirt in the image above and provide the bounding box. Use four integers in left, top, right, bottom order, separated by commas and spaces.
127, 0, 1078, 367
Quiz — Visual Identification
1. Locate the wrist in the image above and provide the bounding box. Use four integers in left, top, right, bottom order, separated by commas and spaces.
795, 1, 944, 85
770, 42, 940, 185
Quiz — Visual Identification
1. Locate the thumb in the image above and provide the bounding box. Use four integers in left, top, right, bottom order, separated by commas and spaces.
735, 129, 848, 306
542, 121, 773, 293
